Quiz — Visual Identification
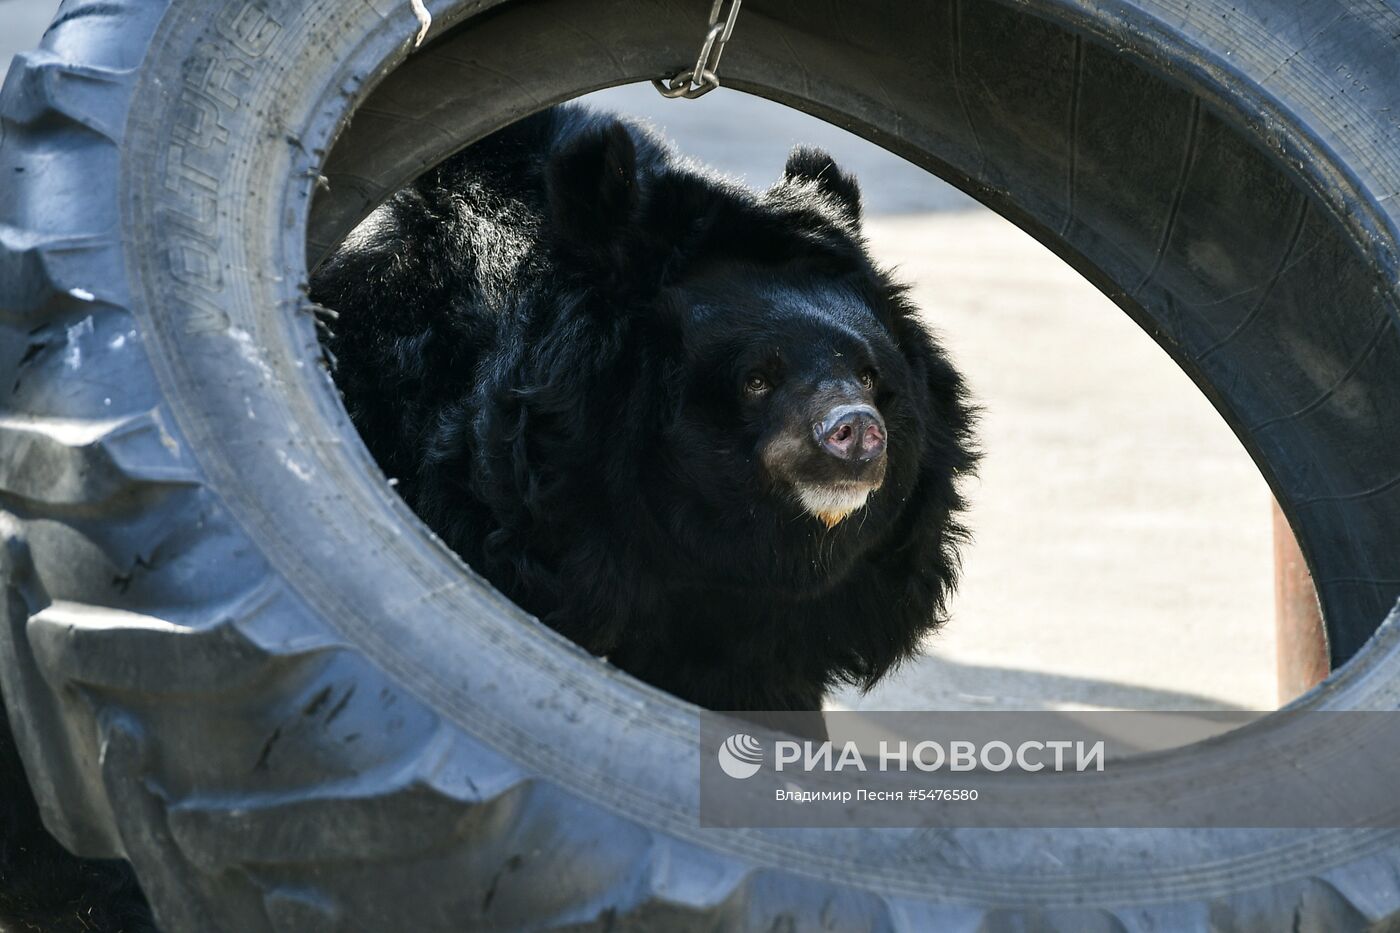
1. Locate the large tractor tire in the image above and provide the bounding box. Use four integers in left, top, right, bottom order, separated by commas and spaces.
2, 0, 1400, 929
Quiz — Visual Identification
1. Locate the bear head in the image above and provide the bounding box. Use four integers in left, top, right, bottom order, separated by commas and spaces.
534, 117, 972, 597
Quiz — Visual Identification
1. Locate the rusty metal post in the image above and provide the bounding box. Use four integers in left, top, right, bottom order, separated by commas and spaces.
1273, 499, 1328, 704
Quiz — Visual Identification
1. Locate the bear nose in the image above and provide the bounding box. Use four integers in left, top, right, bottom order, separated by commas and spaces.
814, 405, 886, 461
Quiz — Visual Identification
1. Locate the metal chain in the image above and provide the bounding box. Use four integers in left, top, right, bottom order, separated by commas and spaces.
653, 0, 744, 100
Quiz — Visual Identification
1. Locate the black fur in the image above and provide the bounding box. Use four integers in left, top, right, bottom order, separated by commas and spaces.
312, 104, 977, 712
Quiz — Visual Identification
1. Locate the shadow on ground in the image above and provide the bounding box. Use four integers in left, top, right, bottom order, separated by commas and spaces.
832, 653, 1251, 712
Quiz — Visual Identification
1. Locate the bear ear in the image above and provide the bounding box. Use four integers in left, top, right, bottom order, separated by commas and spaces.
546, 120, 640, 258
783, 146, 862, 223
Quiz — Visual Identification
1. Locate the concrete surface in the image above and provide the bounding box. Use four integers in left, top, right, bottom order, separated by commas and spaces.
2, 6, 1277, 711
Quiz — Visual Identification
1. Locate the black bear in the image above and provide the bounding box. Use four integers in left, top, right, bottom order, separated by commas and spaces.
311, 104, 977, 712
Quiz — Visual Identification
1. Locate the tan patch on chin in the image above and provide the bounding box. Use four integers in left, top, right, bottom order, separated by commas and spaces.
815, 509, 856, 529
795, 482, 878, 529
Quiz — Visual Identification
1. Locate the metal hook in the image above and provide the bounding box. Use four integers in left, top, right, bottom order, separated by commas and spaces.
652, 0, 743, 100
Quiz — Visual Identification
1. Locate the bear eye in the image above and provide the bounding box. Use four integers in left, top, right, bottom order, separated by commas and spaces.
858, 369, 877, 391
744, 373, 771, 395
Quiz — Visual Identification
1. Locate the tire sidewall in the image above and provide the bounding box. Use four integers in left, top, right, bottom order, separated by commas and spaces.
31, 0, 1400, 921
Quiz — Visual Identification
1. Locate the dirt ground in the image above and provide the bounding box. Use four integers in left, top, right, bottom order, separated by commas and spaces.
2, 8, 1277, 710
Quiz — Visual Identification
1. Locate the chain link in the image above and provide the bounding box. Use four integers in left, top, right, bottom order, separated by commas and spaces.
653, 0, 744, 100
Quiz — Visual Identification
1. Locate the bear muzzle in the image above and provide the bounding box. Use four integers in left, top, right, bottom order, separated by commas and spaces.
813, 404, 886, 462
